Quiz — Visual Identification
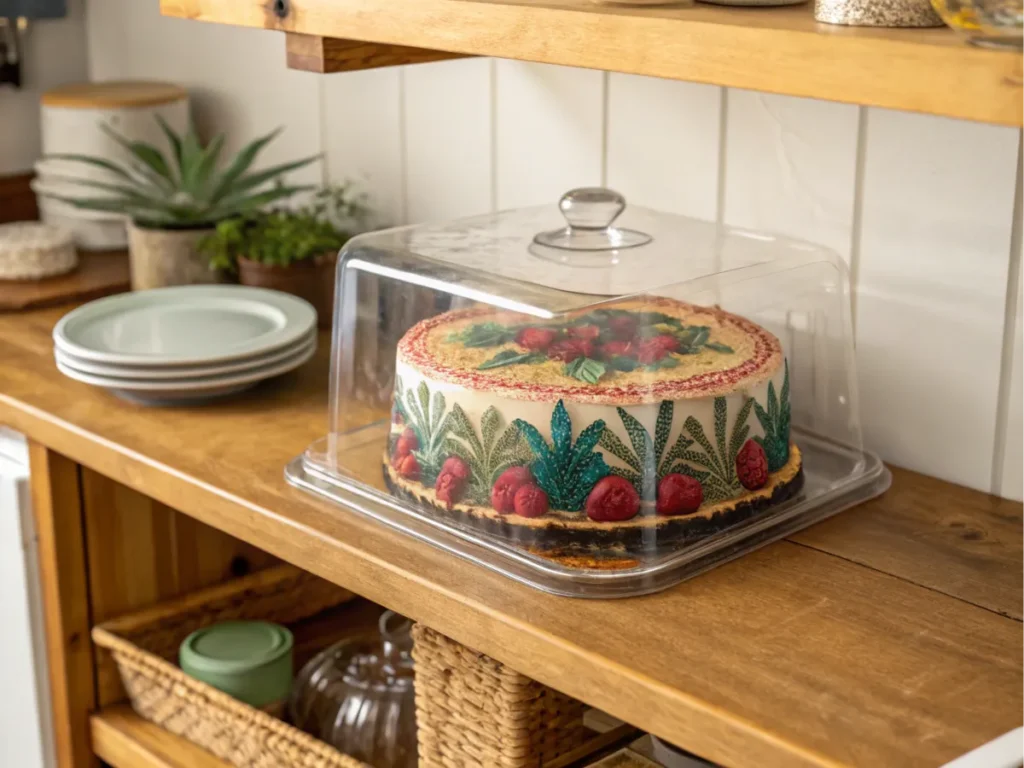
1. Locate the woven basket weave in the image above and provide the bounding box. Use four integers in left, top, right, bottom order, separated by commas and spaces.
92, 565, 369, 768
412, 624, 588, 768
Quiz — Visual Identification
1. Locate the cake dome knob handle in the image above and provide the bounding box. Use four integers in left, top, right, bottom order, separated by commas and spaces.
559, 187, 626, 231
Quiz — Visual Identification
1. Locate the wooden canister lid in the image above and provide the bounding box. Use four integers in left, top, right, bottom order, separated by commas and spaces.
41, 81, 187, 109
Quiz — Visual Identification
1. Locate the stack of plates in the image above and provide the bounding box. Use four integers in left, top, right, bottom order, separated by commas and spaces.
54, 286, 317, 405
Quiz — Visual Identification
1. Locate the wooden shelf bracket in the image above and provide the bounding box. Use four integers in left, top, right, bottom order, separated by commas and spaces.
285, 32, 468, 73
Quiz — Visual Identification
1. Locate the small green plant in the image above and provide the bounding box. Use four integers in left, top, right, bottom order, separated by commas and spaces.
678, 397, 755, 502
444, 405, 533, 504
42, 117, 318, 228
754, 360, 791, 472
514, 402, 609, 512
400, 380, 451, 486
199, 184, 369, 272
599, 401, 695, 500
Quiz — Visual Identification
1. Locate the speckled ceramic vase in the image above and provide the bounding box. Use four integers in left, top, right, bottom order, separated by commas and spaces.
127, 222, 226, 291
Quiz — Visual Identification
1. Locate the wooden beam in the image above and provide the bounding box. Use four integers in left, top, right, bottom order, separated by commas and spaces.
29, 443, 98, 768
285, 32, 468, 73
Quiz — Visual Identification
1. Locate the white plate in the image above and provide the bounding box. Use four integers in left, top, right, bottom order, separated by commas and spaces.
55, 339, 316, 404
54, 285, 317, 366
55, 331, 317, 380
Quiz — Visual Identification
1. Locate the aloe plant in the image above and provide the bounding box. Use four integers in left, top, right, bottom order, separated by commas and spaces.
444, 405, 533, 504
598, 401, 695, 500
754, 360, 791, 473
514, 402, 609, 512
41, 117, 318, 228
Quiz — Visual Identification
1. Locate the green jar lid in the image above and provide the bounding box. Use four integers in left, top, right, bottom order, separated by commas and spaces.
180, 621, 294, 708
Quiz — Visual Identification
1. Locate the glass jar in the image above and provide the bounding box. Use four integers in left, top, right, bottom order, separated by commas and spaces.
931, 0, 1022, 47
289, 611, 417, 768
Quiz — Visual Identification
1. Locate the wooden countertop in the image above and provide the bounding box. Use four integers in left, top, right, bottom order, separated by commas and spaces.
1, 305, 1020, 768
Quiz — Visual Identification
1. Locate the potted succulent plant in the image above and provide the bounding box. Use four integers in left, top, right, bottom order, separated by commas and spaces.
199, 184, 369, 327
42, 117, 319, 291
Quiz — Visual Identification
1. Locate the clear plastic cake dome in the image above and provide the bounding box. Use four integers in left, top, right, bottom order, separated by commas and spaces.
286, 188, 890, 598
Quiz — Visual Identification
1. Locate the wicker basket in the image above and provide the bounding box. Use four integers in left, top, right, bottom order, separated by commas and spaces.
92, 565, 369, 768
412, 624, 589, 768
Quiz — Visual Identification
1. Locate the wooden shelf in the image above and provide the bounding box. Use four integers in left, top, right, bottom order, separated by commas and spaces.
92, 706, 229, 768
2, 307, 1021, 768
161, 0, 1022, 125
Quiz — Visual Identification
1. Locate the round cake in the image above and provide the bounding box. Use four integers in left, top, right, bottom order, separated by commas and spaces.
383, 297, 802, 562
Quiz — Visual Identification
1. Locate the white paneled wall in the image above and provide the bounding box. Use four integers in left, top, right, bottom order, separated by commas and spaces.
85, 1, 1023, 499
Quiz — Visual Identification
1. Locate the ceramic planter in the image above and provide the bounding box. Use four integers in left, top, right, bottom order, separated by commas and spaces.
127, 222, 225, 291
237, 253, 335, 328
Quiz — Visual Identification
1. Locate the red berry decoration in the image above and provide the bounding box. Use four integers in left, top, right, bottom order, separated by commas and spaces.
491, 466, 533, 514
441, 456, 471, 481
435, 471, 466, 509
395, 427, 418, 457
515, 327, 557, 351
607, 315, 638, 341
600, 340, 635, 360
635, 339, 670, 364
650, 334, 680, 353
513, 483, 549, 518
585, 475, 641, 522
547, 339, 595, 363
396, 454, 421, 481
567, 324, 601, 341
736, 439, 769, 490
656, 473, 703, 516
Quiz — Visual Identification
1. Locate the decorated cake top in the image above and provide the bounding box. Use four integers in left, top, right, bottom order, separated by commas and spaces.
397, 298, 783, 404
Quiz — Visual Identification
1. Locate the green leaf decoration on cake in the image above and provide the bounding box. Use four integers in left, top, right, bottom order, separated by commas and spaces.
598, 401, 696, 499
679, 395, 756, 503
563, 357, 608, 384
753, 359, 791, 473
403, 380, 451, 485
478, 350, 546, 370
446, 322, 516, 348
444, 405, 533, 504
513, 401, 610, 512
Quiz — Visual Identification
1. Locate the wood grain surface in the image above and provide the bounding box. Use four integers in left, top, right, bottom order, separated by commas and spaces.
29, 444, 98, 768
0, 250, 130, 311
92, 705, 229, 768
2, 307, 1021, 768
285, 32, 467, 73
161, 0, 1023, 126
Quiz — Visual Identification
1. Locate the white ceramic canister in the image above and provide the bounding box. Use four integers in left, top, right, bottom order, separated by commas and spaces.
40, 81, 189, 182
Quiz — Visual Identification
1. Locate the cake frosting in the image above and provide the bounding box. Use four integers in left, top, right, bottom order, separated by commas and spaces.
383, 297, 802, 563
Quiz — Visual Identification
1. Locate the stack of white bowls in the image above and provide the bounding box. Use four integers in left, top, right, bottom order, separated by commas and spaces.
53, 286, 318, 405
34, 81, 190, 250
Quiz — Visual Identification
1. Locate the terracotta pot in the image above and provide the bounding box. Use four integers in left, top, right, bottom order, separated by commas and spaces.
237, 253, 336, 328
127, 221, 226, 291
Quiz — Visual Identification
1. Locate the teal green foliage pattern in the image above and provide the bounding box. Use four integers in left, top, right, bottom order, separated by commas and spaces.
753, 360, 791, 473
444, 405, 534, 504
513, 401, 610, 512
401, 380, 451, 486
598, 401, 695, 501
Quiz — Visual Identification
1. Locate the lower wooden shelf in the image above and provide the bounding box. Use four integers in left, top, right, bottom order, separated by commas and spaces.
91, 705, 228, 768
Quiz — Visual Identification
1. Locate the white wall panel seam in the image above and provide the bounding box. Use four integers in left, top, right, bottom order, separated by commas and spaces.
489, 58, 498, 213
397, 67, 410, 225
847, 106, 869, 334
600, 71, 610, 188
990, 133, 1023, 495
317, 77, 329, 187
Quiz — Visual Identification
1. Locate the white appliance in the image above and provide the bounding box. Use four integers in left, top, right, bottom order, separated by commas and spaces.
0, 429, 55, 768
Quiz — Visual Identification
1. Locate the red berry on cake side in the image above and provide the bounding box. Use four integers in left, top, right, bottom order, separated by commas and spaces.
513, 483, 549, 518
441, 456, 471, 482
395, 427, 418, 457
656, 473, 703, 516
736, 439, 768, 490
396, 454, 421, 481
547, 339, 595, 363
567, 324, 600, 341
435, 470, 466, 510
599, 340, 635, 360
515, 327, 557, 352
585, 475, 641, 522
491, 466, 534, 514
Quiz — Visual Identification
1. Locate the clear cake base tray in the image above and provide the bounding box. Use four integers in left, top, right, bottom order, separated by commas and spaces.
285, 426, 891, 598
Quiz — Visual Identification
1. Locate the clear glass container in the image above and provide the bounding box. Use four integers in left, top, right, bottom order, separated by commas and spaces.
931, 0, 1022, 48
289, 611, 416, 768
286, 187, 891, 598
